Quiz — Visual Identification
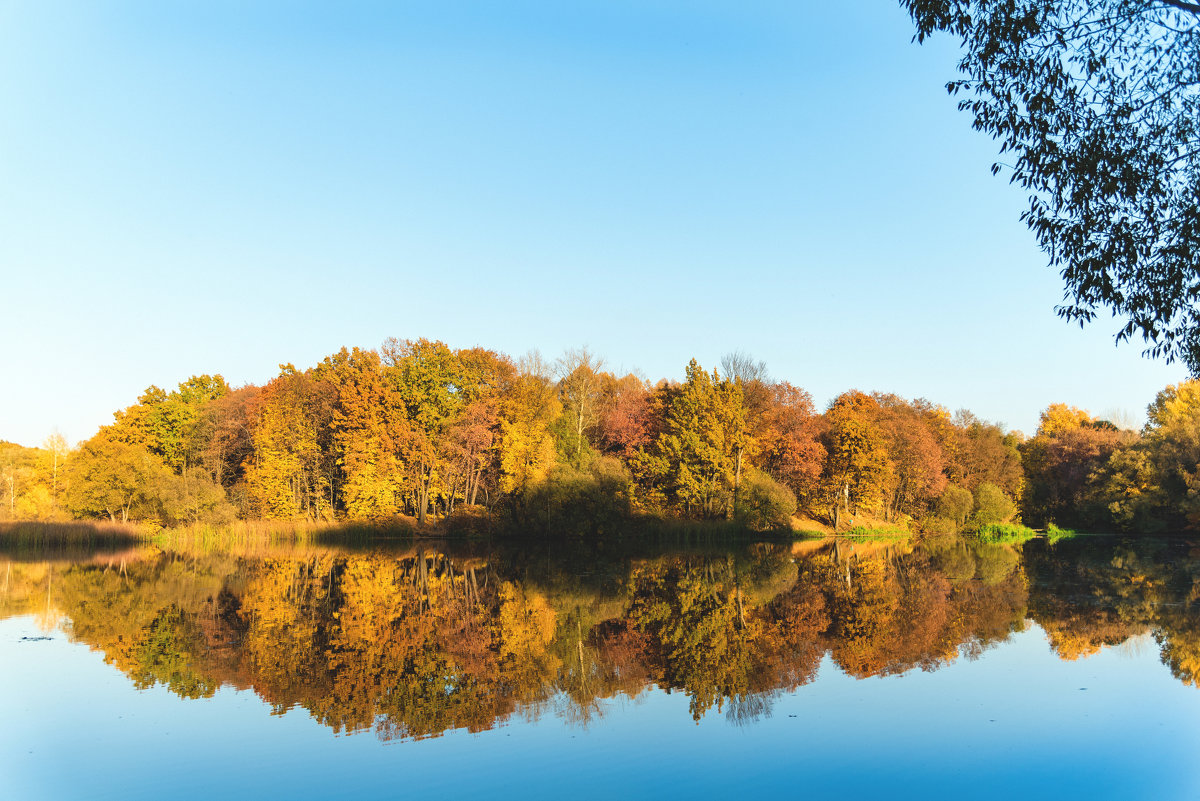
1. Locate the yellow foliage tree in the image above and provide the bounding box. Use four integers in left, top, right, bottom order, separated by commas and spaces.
498, 372, 561, 494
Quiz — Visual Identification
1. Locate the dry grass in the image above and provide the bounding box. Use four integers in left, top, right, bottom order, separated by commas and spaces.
0, 520, 146, 562
0, 520, 143, 545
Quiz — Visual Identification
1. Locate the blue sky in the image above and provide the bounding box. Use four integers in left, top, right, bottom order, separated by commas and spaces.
0, 0, 1185, 447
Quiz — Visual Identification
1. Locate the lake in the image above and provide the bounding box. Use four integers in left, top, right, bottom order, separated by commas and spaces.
2, 533, 1198, 800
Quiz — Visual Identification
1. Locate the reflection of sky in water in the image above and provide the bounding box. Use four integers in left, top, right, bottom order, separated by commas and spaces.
3, 615, 1197, 801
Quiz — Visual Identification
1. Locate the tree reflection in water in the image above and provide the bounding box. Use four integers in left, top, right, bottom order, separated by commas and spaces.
2, 534, 1197, 740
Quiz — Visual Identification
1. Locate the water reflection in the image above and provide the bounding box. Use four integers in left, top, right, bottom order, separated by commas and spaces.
2, 534, 1197, 740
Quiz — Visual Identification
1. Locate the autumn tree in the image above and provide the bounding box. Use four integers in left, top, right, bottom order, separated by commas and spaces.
554, 347, 605, 465
319, 347, 411, 519
383, 338, 473, 523
873, 395, 947, 522
652, 360, 751, 518
720, 350, 772, 430
1021, 404, 1131, 527
1113, 380, 1200, 529
243, 366, 336, 519
944, 411, 1024, 499
498, 357, 561, 498
190, 384, 260, 491
819, 392, 888, 528
109, 375, 230, 472
756, 382, 826, 511
595, 373, 656, 461
441, 348, 512, 512
0, 442, 48, 520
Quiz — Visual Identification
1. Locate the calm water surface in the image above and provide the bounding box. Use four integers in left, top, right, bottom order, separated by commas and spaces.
2, 534, 1198, 800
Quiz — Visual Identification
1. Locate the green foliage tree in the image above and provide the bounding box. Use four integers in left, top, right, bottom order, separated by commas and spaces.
109, 375, 230, 472
62, 433, 158, 522
935, 485, 974, 529
63, 431, 231, 524
130, 605, 219, 699
383, 338, 478, 522
735, 469, 797, 531
653, 360, 750, 518
905, 0, 1200, 369
1083, 446, 1161, 531
971, 482, 1015, 526
1138, 379, 1200, 526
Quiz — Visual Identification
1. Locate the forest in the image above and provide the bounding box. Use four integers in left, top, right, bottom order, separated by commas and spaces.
3, 338, 1200, 536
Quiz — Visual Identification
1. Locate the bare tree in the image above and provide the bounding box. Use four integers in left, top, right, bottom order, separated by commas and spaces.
720, 350, 769, 384
556, 346, 606, 462
42, 429, 70, 499
519, 349, 555, 381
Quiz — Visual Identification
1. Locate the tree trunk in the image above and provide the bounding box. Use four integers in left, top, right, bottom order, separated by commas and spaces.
733, 447, 743, 519
468, 467, 480, 506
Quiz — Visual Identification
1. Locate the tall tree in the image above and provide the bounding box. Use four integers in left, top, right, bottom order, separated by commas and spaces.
555, 347, 605, 465
1139, 379, 1200, 525
654, 360, 751, 518
498, 366, 561, 497
383, 338, 468, 523
109, 375, 230, 472
191, 385, 260, 490
820, 392, 888, 528
874, 395, 948, 522
41, 430, 70, 502
442, 347, 513, 510
757, 382, 826, 508
945, 411, 1024, 499
319, 347, 411, 519
243, 366, 335, 519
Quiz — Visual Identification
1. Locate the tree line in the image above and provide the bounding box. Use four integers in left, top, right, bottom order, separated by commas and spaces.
3, 338, 1199, 534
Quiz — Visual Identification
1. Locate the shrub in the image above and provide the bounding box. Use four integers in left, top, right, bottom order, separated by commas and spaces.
735, 470, 797, 531
972, 483, 1015, 526
922, 516, 957, 537
518, 456, 633, 536
935, 486, 974, 529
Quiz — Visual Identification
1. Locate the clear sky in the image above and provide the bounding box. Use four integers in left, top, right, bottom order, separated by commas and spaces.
0, 0, 1186, 448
